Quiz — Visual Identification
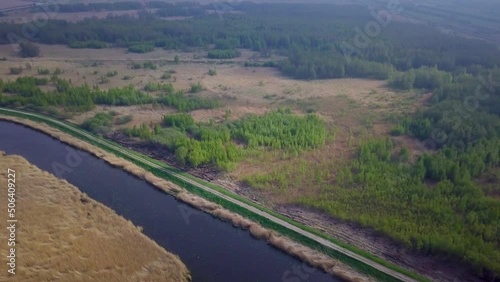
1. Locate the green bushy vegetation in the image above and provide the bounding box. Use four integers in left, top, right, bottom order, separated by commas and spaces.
128, 43, 154, 53
142, 61, 157, 70
18, 42, 40, 58
144, 82, 174, 92
53, 68, 64, 75
106, 70, 118, 78
207, 49, 241, 59
9, 67, 23, 75
81, 112, 114, 134
157, 91, 218, 112
94, 85, 154, 106
230, 109, 326, 150
0, 77, 220, 113
161, 73, 172, 80
37, 68, 50, 75
208, 69, 217, 76
162, 113, 194, 130
189, 82, 203, 93
389, 67, 453, 90
125, 110, 327, 170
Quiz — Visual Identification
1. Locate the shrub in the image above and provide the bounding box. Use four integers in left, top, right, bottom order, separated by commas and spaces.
208, 49, 240, 59
163, 113, 194, 130
53, 68, 64, 75
9, 67, 23, 75
81, 112, 113, 134
99, 76, 110, 84
208, 68, 217, 76
106, 70, 118, 77
143, 61, 157, 70
391, 125, 406, 136
190, 82, 203, 93
19, 42, 40, 58
128, 43, 154, 53
37, 68, 50, 75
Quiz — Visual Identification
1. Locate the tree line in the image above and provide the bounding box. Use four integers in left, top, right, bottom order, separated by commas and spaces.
3, 3, 499, 79
0, 77, 219, 112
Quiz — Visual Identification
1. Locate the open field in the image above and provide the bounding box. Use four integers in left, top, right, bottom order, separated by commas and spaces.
0, 152, 190, 282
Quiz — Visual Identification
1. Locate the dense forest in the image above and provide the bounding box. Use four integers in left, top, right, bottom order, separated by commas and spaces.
3, 3, 500, 80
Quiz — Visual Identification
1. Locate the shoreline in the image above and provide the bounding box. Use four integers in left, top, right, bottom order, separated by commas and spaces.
0, 115, 371, 282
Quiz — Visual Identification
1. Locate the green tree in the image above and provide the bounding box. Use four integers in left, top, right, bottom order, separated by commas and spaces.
19, 41, 40, 58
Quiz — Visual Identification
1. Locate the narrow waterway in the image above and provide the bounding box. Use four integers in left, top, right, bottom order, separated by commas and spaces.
0, 121, 340, 282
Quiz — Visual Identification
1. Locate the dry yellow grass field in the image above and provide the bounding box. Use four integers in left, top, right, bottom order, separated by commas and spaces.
0, 152, 190, 282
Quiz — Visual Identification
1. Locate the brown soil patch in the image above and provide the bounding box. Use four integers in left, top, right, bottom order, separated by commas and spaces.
0, 153, 190, 282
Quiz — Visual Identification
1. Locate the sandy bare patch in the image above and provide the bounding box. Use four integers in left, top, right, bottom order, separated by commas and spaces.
0, 153, 190, 282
